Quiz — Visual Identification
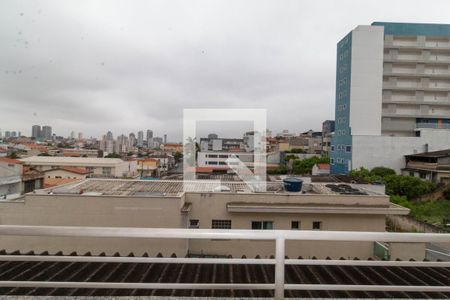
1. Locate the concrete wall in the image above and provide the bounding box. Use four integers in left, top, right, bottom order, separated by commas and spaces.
389, 242, 426, 261
0, 194, 187, 256
0, 190, 393, 259
352, 128, 450, 173
349, 25, 384, 136
44, 169, 88, 180
185, 193, 386, 258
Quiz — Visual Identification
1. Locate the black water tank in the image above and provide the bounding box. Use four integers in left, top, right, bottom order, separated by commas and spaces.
283, 177, 303, 192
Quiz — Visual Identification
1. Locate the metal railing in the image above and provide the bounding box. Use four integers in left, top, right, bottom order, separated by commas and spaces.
0, 225, 449, 299
417, 123, 450, 129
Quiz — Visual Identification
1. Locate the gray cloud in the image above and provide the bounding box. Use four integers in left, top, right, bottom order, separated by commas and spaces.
1, 0, 450, 141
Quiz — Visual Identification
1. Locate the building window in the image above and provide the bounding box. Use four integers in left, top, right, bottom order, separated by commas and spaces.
218, 161, 226, 165
102, 167, 112, 176
212, 219, 231, 229
252, 221, 273, 230
312, 221, 322, 230
189, 219, 199, 228
291, 221, 300, 230
330, 145, 335, 152
219, 155, 228, 158
330, 158, 335, 165
345, 145, 352, 152
207, 161, 218, 165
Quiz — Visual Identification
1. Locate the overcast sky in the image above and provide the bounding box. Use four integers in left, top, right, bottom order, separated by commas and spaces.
1, 0, 450, 141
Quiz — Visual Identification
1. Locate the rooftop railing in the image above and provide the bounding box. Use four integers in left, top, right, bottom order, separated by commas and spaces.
0, 225, 449, 299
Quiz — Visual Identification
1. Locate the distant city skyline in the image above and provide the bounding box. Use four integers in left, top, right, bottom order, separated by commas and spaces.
2, 1, 450, 140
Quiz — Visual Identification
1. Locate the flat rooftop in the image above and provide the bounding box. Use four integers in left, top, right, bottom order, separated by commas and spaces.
39, 179, 385, 197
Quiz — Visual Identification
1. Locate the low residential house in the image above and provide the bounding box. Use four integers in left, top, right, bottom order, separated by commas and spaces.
312, 163, 331, 176
19, 156, 137, 178
402, 149, 450, 184
160, 143, 183, 153
62, 148, 99, 158
0, 158, 44, 199
0, 158, 22, 200
137, 158, 160, 178
44, 167, 92, 180
149, 154, 175, 172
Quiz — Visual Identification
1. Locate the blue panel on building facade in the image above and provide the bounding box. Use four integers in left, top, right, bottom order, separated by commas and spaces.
331, 32, 353, 174
372, 22, 450, 36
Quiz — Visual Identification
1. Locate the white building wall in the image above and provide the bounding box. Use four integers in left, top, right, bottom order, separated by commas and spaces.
349, 26, 384, 136
352, 129, 450, 173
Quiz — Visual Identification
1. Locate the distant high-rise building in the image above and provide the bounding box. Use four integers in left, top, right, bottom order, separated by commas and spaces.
106, 131, 113, 140
137, 131, 144, 147
146, 130, 153, 141
32, 125, 41, 139
42, 126, 52, 140
5, 131, 11, 138
78, 132, 83, 140
11, 131, 17, 137
129, 133, 136, 147
18, 131, 21, 137
164, 134, 167, 144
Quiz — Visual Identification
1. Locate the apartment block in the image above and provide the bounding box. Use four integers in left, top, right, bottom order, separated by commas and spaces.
331, 22, 450, 174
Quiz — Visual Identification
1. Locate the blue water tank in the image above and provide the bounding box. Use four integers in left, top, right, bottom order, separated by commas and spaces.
283, 177, 303, 192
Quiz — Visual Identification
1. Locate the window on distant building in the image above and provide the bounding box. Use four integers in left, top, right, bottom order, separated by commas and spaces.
218, 161, 226, 165
102, 167, 112, 176
189, 219, 199, 228
330, 158, 335, 165
291, 221, 300, 230
345, 145, 352, 152
331, 145, 335, 152
252, 221, 273, 230
219, 155, 228, 158
212, 219, 231, 229
312, 221, 322, 230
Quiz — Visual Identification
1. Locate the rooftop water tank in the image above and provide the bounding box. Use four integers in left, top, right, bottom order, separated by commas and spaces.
283, 177, 303, 192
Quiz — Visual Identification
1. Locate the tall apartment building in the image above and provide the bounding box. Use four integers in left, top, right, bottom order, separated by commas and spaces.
42, 126, 52, 140
137, 131, 144, 147
331, 22, 450, 174
146, 129, 153, 145
31, 125, 41, 139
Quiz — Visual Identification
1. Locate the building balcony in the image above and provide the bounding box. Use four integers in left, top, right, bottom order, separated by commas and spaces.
416, 122, 450, 129
383, 70, 450, 79
384, 42, 450, 51
383, 84, 450, 92
406, 161, 439, 170
384, 55, 450, 65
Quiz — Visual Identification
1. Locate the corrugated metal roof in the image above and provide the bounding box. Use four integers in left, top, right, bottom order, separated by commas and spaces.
0, 250, 448, 298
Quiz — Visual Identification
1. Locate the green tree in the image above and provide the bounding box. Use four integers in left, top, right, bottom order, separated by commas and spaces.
38, 152, 51, 156
292, 156, 329, 175
384, 175, 436, 199
8, 152, 19, 159
174, 151, 183, 163
105, 152, 121, 158
442, 186, 450, 201
370, 166, 396, 178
